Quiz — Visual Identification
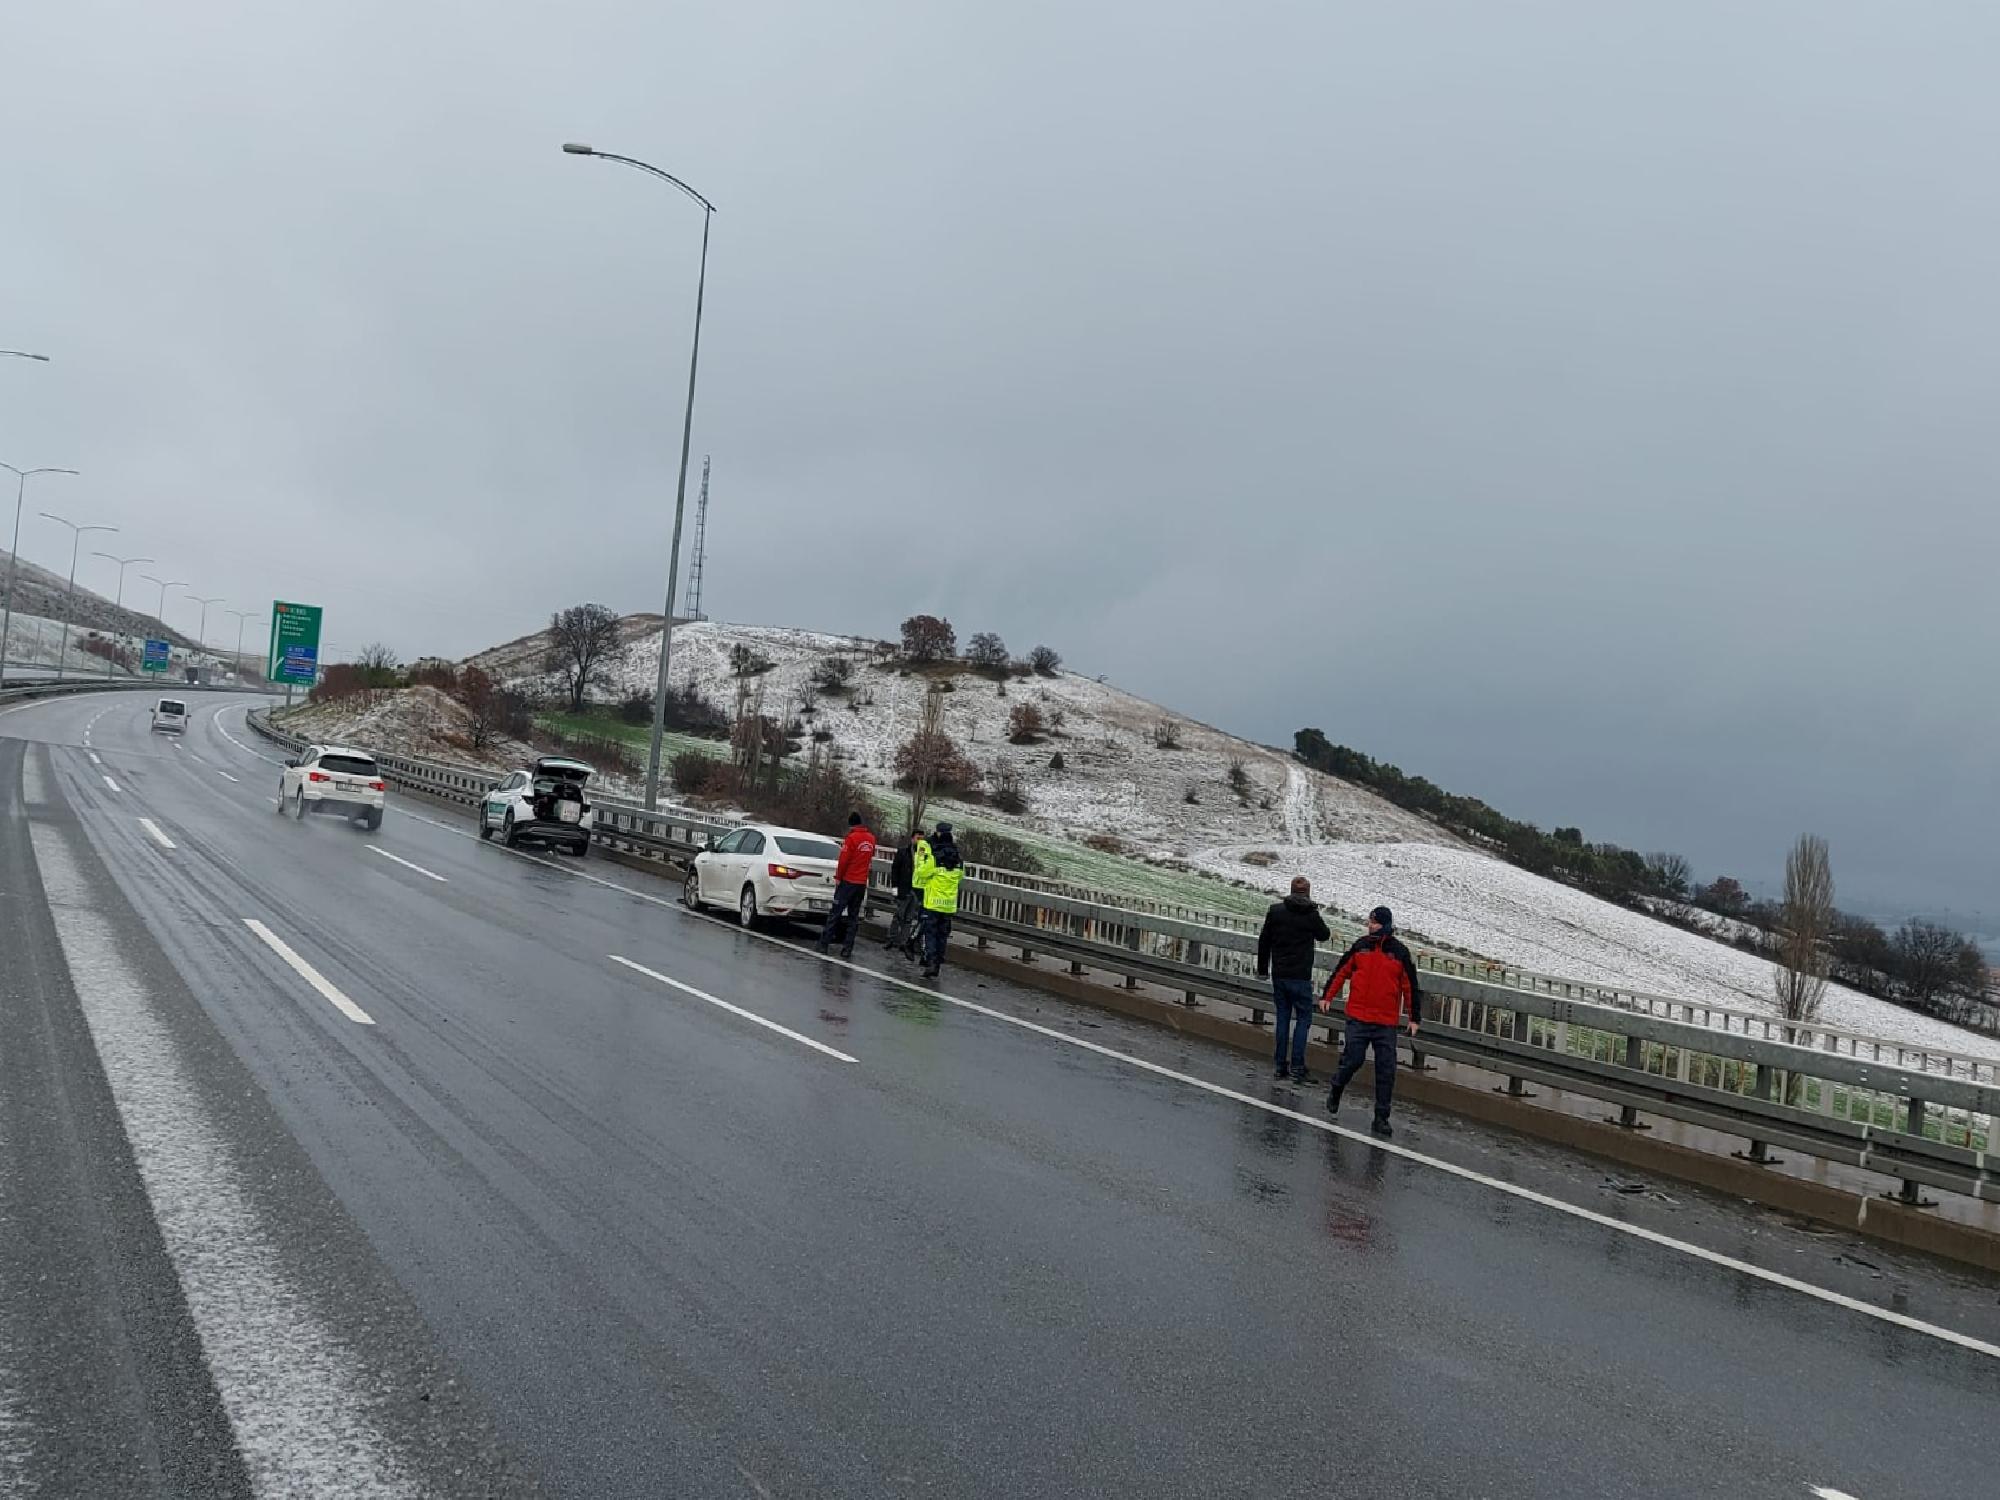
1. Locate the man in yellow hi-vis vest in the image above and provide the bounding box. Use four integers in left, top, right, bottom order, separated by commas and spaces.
911, 822, 964, 979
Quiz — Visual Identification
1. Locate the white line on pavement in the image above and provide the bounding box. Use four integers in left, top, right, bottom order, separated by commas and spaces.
101, 774, 121, 794
1810, 1488, 1863, 1499
217, 770, 239, 783
609, 955, 858, 1063
365, 847, 446, 883
138, 818, 176, 850
214, 704, 283, 766
88, 751, 101, 765
243, 920, 376, 1025
393, 810, 2000, 1363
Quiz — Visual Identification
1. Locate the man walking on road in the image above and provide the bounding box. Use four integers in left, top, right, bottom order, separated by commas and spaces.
818, 811, 877, 960
884, 826, 929, 958
913, 822, 964, 980
1256, 875, 1330, 1082
1319, 906, 1422, 1138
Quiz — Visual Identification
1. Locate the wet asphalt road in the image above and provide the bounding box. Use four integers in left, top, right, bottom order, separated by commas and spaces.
2, 688, 1997, 1499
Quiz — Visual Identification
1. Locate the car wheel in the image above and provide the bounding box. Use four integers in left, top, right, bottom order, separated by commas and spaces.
364, 808, 383, 832
738, 885, 759, 930
478, 808, 494, 841
502, 810, 519, 848
275, 778, 287, 813
294, 787, 307, 820
683, 869, 703, 910
572, 838, 588, 858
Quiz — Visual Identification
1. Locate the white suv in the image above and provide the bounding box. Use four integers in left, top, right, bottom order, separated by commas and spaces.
150, 697, 189, 734
278, 744, 387, 830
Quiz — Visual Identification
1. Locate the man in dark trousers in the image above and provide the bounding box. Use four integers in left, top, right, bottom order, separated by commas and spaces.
1319, 905, 1423, 1137
817, 812, 878, 959
1255, 875, 1330, 1082
883, 827, 929, 958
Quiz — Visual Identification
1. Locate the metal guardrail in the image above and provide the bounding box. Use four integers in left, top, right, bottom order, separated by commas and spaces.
246, 707, 1999, 1205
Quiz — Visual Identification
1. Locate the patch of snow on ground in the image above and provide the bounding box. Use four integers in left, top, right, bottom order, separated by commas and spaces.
1189, 840, 2000, 1061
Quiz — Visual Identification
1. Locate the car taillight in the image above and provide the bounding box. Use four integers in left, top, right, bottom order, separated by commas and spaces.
368, 780, 385, 791
308, 771, 330, 783
768, 863, 802, 879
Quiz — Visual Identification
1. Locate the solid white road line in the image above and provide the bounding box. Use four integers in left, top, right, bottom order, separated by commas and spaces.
138, 818, 176, 850
1810, 1488, 1863, 1499
366, 847, 446, 883
101, 775, 121, 794
88, 751, 101, 765
393, 810, 2000, 1363
609, 955, 858, 1063
217, 770, 239, 783
214, 704, 283, 766
27, 815, 413, 1495
243, 920, 376, 1025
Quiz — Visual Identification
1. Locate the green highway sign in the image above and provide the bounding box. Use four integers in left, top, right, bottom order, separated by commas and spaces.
141, 638, 171, 674
267, 600, 323, 685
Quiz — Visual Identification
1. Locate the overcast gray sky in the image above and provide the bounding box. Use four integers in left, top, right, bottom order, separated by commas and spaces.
5, 1, 1995, 933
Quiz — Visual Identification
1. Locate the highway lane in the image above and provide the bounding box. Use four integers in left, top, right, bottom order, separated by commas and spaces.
6, 687, 2000, 1498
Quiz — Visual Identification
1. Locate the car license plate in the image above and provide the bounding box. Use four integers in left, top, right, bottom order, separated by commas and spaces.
557, 802, 581, 824
806, 898, 829, 911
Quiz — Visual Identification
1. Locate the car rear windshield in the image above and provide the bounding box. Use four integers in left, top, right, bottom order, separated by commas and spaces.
320, 754, 379, 776
157, 700, 187, 715
774, 836, 841, 860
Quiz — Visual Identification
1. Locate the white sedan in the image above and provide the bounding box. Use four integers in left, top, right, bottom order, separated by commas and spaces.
683, 822, 844, 928
277, 744, 387, 829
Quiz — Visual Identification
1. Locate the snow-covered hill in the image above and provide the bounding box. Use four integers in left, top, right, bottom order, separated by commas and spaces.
1188, 841, 2000, 1062
485, 618, 1444, 857
437, 613, 1998, 1058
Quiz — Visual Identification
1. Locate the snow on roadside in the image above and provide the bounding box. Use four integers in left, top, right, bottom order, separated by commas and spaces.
1188, 840, 2000, 1061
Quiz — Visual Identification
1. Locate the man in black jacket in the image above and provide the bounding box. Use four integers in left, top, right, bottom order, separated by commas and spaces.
883, 828, 928, 958
1256, 875, 1332, 1082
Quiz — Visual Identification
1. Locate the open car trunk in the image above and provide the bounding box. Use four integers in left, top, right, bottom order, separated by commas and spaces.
528, 757, 593, 828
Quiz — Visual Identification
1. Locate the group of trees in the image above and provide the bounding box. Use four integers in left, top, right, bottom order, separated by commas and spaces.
1294, 726, 1994, 1030
897, 615, 1060, 678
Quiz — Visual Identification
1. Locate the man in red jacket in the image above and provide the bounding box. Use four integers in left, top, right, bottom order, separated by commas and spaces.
1318, 905, 1423, 1138
818, 812, 878, 959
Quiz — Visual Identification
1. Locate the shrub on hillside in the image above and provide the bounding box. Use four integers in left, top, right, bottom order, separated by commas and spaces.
810, 656, 855, 695
1152, 721, 1181, 750
407, 657, 459, 692
1028, 645, 1061, 676
1048, 750, 1066, 771
1084, 832, 1125, 855
310, 663, 369, 704
1007, 704, 1045, 743
955, 826, 1042, 875
671, 749, 729, 796
989, 770, 1027, 815
893, 728, 980, 797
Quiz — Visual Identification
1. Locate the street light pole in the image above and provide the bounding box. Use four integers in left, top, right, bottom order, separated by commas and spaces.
38, 512, 117, 682
141, 575, 186, 673
226, 609, 262, 682
186, 595, 222, 677
563, 141, 717, 812
0, 462, 78, 688
91, 551, 153, 677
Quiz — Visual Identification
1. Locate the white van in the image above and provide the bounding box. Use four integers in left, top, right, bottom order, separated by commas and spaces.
150, 697, 189, 735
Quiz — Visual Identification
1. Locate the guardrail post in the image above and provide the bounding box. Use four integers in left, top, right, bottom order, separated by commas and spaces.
1608, 1040, 1656, 1136
1182, 939, 1202, 1006
1733, 1064, 1780, 1165
1895, 1098, 1934, 1206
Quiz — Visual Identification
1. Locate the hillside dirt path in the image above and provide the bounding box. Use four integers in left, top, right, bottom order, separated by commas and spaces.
1283, 762, 1318, 845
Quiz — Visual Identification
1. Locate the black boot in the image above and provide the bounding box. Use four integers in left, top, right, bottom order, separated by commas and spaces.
1370, 1116, 1393, 1139
1325, 1086, 1343, 1116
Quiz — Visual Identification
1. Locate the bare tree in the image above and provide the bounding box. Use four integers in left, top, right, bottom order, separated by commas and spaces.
966, 631, 1008, 674
899, 614, 956, 664
457, 666, 499, 750
903, 681, 948, 834
1028, 644, 1061, 676
1643, 850, 1692, 899
1773, 834, 1834, 1031
545, 603, 626, 713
